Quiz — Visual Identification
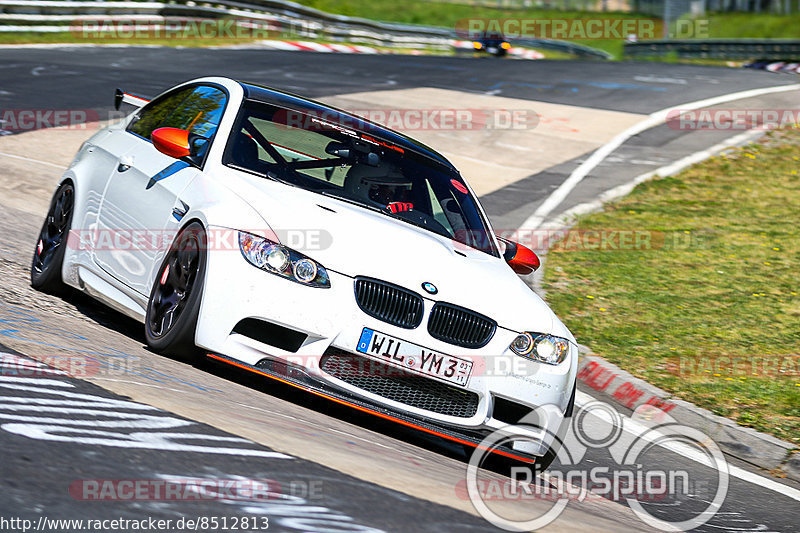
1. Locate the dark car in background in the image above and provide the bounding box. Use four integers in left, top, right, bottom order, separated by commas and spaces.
473, 32, 510, 57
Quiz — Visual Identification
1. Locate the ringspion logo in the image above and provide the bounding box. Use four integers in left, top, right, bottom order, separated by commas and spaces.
463, 401, 729, 531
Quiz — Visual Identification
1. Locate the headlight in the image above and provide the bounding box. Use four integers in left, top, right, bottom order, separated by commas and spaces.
238, 231, 330, 288
509, 332, 534, 355
510, 332, 569, 365
292, 258, 317, 283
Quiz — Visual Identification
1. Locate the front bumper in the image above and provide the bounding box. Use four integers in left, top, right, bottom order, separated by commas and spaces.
195, 231, 576, 456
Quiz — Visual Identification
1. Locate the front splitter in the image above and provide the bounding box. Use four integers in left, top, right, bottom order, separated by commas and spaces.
206, 352, 537, 464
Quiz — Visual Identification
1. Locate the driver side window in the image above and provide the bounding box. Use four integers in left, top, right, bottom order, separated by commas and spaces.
128, 85, 227, 141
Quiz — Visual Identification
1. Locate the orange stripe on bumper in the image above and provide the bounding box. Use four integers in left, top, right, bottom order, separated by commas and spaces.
205, 353, 535, 463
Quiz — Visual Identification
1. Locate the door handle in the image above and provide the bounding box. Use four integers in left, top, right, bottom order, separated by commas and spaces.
117, 155, 134, 172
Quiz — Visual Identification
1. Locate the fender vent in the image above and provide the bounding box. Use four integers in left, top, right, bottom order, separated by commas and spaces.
232, 318, 307, 353
492, 396, 534, 424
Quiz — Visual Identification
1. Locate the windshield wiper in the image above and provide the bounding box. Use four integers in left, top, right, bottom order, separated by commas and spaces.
318, 190, 386, 215
228, 164, 297, 188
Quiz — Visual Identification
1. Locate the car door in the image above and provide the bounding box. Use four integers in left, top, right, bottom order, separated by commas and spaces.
72, 121, 142, 234
94, 84, 227, 296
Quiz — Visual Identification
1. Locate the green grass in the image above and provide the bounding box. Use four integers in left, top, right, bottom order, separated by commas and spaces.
703, 11, 800, 39
543, 128, 800, 445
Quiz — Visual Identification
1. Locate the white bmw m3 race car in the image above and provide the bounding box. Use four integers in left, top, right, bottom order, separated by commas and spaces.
31, 77, 577, 467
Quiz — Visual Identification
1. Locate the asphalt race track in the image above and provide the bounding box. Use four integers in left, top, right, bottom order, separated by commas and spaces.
1, 47, 799, 532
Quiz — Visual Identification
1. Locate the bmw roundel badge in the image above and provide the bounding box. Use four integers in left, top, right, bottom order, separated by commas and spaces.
422, 282, 438, 295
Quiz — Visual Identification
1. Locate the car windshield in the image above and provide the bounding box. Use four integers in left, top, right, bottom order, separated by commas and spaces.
481, 32, 505, 43
223, 100, 499, 257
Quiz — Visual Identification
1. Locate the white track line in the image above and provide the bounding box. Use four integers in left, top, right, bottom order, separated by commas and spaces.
575, 391, 800, 502
537, 128, 764, 230
520, 83, 800, 230
0, 150, 64, 168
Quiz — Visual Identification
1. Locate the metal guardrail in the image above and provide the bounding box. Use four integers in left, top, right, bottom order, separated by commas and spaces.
514, 37, 612, 58
0, 0, 612, 58
624, 39, 800, 60
163, 0, 454, 48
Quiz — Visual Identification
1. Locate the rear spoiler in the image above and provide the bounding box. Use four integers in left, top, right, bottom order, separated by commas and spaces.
114, 88, 150, 110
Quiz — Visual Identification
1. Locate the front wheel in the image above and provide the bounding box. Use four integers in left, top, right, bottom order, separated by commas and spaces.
31, 181, 75, 294
145, 222, 207, 360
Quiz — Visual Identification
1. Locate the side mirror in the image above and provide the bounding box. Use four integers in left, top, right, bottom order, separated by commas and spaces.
498, 236, 539, 275
152, 127, 191, 158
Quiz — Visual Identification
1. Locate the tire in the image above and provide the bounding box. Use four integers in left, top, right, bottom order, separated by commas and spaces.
31, 181, 75, 294
144, 221, 207, 360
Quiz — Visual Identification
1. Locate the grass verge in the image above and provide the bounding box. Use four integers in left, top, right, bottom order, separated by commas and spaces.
543, 127, 800, 445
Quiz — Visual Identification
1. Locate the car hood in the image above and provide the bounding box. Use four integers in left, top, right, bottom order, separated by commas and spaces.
225, 171, 556, 335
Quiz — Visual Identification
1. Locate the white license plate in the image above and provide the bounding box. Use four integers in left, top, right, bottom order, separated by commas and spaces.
487, 47, 498, 53
356, 328, 473, 387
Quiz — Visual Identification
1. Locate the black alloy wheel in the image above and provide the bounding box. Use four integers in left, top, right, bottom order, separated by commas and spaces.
145, 222, 207, 360
31, 181, 75, 293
